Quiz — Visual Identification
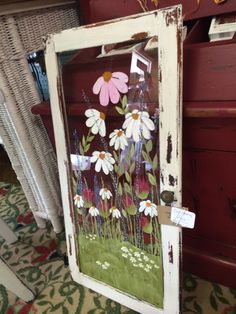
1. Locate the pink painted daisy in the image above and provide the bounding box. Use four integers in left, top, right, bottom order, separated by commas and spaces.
93, 71, 128, 106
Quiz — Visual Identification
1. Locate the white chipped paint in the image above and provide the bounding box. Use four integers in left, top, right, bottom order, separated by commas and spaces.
45, 6, 182, 314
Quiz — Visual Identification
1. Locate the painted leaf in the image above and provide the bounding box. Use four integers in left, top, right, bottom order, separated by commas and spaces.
126, 204, 137, 216
99, 210, 110, 219
152, 154, 158, 171
88, 135, 95, 142
121, 95, 127, 108
129, 162, 135, 174
82, 135, 86, 147
130, 144, 135, 158
79, 143, 84, 155
142, 151, 149, 162
125, 171, 131, 183
115, 106, 124, 115
143, 221, 153, 234
122, 209, 128, 218
118, 164, 125, 176
84, 144, 90, 153
124, 183, 132, 194
118, 182, 123, 196
146, 140, 153, 153
136, 190, 149, 200
148, 173, 157, 186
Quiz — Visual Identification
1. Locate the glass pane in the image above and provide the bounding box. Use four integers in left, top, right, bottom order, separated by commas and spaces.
61, 38, 163, 308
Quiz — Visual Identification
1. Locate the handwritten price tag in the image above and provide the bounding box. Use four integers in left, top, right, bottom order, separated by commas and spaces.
170, 207, 196, 229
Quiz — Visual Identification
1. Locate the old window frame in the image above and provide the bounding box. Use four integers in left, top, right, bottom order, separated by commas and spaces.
45, 6, 183, 313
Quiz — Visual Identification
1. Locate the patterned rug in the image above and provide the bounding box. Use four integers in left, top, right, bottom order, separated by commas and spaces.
0, 182, 235, 314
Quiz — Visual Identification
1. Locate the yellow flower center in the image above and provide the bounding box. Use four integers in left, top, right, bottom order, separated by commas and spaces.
117, 130, 123, 137
99, 112, 106, 120
146, 201, 151, 207
99, 152, 106, 160
132, 112, 140, 120
103, 71, 112, 82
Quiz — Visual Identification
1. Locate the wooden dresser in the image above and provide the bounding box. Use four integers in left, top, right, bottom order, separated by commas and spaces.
32, 0, 236, 288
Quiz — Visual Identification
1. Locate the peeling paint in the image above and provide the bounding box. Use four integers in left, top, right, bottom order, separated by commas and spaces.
165, 10, 177, 26
68, 234, 72, 256
166, 134, 172, 163
160, 172, 164, 185
131, 31, 148, 40
168, 243, 173, 263
65, 160, 74, 219
169, 174, 175, 186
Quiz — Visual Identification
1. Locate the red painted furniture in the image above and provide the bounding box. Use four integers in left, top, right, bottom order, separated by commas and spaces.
32, 0, 236, 288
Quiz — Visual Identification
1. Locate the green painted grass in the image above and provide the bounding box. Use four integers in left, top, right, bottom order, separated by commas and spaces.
78, 234, 164, 308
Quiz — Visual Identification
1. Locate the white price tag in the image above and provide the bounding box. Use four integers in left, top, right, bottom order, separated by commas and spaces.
170, 207, 196, 229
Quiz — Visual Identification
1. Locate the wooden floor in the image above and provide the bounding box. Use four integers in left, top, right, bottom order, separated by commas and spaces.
0, 145, 18, 184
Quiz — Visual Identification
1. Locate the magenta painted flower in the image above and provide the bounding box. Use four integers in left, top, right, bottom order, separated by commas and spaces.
134, 177, 149, 199
93, 71, 128, 106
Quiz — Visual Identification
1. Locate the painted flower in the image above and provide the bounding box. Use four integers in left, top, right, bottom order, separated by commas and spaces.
122, 109, 155, 142
93, 71, 128, 106
139, 200, 158, 217
73, 194, 84, 208
109, 129, 128, 150
85, 109, 106, 137
88, 206, 99, 217
110, 207, 121, 219
124, 195, 136, 215
99, 187, 112, 200
91, 151, 115, 175
134, 177, 149, 199
82, 188, 94, 208
121, 246, 129, 253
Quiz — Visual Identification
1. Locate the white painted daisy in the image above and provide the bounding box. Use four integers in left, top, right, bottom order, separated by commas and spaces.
109, 129, 128, 150
89, 206, 99, 217
109, 207, 121, 219
99, 187, 112, 200
139, 200, 158, 218
130, 257, 136, 263
122, 109, 155, 142
121, 246, 129, 253
73, 194, 84, 208
90, 151, 115, 175
85, 109, 106, 137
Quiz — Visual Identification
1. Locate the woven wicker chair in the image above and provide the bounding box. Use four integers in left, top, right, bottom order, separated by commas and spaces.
0, 4, 79, 232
